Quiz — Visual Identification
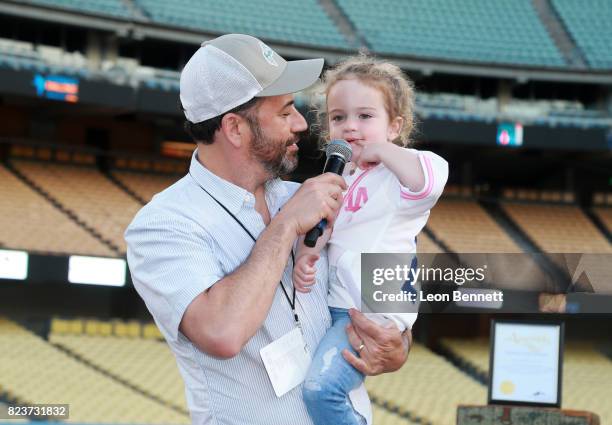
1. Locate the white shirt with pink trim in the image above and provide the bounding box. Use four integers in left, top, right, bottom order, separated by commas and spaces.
327, 149, 448, 330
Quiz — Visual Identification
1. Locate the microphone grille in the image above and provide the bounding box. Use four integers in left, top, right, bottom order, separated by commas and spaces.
326, 139, 352, 162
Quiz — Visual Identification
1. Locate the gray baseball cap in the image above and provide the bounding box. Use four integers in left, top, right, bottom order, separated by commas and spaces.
180, 34, 324, 123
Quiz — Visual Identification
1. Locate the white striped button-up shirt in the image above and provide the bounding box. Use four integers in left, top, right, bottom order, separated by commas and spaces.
125, 149, 354, 425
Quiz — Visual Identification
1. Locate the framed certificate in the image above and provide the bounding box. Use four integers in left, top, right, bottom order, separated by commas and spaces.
488, 319, 564, 407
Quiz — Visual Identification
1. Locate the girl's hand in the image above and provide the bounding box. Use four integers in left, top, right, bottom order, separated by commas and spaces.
292, 254, 319, 293
353, 141, 390, 170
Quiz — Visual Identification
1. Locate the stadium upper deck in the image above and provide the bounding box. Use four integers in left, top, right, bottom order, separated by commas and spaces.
552, 0, 612, 70
336, 0, 565, 67
3, 0, 612, 72
1, 0, 610, 131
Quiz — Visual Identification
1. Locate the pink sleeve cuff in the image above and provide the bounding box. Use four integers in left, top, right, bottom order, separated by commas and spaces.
400, 152, 434, 200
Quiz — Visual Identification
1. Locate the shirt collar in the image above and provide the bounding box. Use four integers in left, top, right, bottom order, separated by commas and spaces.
264, 177, 288, 209
189, 148, 289, 215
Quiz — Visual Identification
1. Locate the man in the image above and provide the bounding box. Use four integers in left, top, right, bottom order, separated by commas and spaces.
125, 34, 411, 425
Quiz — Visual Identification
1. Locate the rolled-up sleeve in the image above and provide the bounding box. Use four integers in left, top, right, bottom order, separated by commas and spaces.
125, 212, 223, 342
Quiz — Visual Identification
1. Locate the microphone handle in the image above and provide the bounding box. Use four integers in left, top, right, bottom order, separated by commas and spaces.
304, 154, 347, 247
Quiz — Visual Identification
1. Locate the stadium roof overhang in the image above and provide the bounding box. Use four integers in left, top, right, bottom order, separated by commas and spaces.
2, 0, 612, 85
0, 0, 133, 36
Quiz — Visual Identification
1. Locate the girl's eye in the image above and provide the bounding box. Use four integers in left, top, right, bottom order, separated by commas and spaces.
359, 114, 372, 119
331, 115, 344, 122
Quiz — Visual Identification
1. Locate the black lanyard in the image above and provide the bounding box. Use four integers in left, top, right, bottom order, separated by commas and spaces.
190, 172, 300, 328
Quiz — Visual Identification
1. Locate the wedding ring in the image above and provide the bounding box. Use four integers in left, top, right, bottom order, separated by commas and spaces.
358, 343, 365, 353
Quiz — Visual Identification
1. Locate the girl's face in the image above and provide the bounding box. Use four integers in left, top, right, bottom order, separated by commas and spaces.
327, 78, 402, 165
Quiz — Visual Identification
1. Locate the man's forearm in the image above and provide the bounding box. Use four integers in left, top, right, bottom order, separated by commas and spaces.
181, 218, 297, 357
211, 219, 297, 340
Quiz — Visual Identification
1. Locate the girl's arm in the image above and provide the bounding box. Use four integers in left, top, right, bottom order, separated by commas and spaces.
293, 227, 332, 292
354, 141, 425, 192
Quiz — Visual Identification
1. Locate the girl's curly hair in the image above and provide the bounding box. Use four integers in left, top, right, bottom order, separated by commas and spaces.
312, 54, 417, 148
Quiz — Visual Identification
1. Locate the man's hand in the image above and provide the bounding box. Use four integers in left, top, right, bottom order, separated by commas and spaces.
275, 173, 346, 237
342, 309, 412, 375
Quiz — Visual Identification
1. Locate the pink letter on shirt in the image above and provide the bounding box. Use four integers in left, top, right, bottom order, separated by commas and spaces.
345, 187, 368, 212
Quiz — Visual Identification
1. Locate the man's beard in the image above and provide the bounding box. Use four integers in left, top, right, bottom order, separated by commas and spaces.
248, 120, 299, 178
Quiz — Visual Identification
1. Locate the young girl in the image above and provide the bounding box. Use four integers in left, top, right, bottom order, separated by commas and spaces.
293, 55, 448, 425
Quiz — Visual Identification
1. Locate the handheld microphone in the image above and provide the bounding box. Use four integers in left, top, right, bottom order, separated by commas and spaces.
304, 139, 352, 248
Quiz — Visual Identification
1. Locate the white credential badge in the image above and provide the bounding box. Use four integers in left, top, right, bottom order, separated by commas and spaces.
259, 42, 278, 67
260, 328, 311, 397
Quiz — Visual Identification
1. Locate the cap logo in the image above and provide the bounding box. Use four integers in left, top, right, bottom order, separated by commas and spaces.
259, 42, 278, 67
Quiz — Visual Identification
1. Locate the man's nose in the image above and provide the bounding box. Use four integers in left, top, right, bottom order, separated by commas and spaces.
292, 111, 307, 133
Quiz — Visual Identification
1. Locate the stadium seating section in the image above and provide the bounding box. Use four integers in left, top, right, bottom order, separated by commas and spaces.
428, 200, 522, 253
3, 147, 611, 259
0, 2, 610, 129
592, 192, 612, 207
23, 0, 132, 19
415, 93, 612, 128
111, 170, 180, 203
502, 203, 612, 253
2, 316, 491, 425
11, 160, 143, 255
50, 317, 165, 339
5, 0, 612, 73
502, 188, 575, 203
2, 317, 612, 425
112, 156, 187, 174
552, 0, 612, 70
416, 232, 443, 254
335, 0, 565, 67
134, 0, 349, 49
0, 164, 114, 256
0, 147, 182, 257
0, 318, 190, 424
0, 39, 90, 78
0, 38, 48, 74
440, 338, 612, 424
10, 144, 97, 165
593, 207, 612, 235
372, 404, 421, 425
49, 334, 188, 412
366, 343, 487, 425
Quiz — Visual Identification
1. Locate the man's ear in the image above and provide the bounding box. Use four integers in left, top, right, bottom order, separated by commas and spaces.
220, 113, 249, 149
